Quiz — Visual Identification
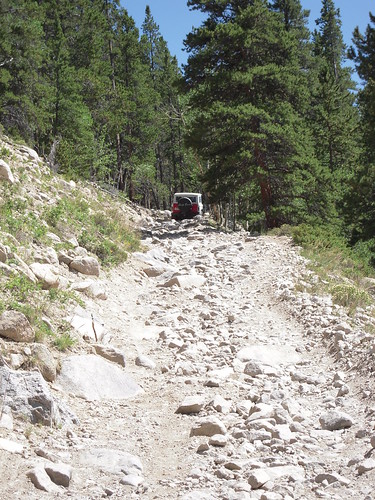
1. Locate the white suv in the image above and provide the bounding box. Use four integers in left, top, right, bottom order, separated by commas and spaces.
171, 192, 203, 220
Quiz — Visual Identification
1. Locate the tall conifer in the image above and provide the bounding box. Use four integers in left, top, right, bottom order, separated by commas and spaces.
184, 0, 325, 229
344, 12, 375, 246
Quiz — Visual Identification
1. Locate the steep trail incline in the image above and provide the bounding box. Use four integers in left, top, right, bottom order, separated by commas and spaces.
2, 214, 375, 499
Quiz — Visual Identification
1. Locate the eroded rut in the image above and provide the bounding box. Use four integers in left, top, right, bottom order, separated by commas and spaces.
3, 215, 375, 499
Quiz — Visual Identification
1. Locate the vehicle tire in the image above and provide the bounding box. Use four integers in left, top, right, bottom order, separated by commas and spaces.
178, 197, 192, 218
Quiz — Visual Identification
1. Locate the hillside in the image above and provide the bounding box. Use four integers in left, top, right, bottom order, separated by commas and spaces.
1, 136, 375, 499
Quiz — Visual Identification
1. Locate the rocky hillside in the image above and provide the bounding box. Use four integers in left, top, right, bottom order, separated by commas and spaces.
1, 136, 375, 499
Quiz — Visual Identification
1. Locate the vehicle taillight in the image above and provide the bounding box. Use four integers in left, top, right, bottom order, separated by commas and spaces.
192, 203, 198, 213
172, 203, 179, 213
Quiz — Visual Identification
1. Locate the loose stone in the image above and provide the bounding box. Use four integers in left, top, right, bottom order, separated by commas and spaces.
319, 411, 354, 431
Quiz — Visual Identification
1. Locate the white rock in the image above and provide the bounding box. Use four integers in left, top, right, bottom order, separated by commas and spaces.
248, 403, 275, 422
135, 354, 156, 369
159, 274, 206, 289
272, 424, 294, 442
120, 474, 144, 486
0, 407, 13, 430
209, 434, 228, 447
0, 438, 23, 454
210, 395, 232, 414
319, 411, 354, 431
357, 458, 375, 474
44, 463, 72, 487
9, 353, 23, 369
29, 263, 60, 289
56, 355, 142, 401
248, 469, 271, 489
27, 466, 60, 493
176, 396, 206, 414
0, 159, 15, 183
190, 417, 227, 437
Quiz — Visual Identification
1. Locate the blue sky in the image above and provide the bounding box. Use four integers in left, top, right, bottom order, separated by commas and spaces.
123, 1, 373, 81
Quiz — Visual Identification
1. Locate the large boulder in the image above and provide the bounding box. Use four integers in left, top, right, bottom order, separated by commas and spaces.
159, 274, 206, 289
12, 253, 38, 283
0, 310, 35, 342
69, 256, 100, 276
0, 243, 7, 263
0, 365, 77, 426
32, 344, 57, 382
319, 411, 354, 431
56, 355, 142, 401
33, 247, 59, 266
0, 159, 15, 184
29, 263, 60, 289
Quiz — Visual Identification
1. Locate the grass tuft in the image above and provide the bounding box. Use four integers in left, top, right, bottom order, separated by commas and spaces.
289, 224, 375, 315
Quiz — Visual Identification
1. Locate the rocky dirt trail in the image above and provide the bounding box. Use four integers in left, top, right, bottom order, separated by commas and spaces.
2, 213, 375, 499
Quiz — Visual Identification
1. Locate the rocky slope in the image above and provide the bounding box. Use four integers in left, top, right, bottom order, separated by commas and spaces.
1, 137, 375, 499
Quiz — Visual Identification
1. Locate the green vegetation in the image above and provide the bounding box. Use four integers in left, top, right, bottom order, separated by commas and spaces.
43, 195, 140, 266
53, 322, 77, 351
287, 223, 375, 314
0, 146, 11, 158
0, 269, 82, 344
329, 283, 371, 312
0, 184, 48, 243
0, 0, 198, 209
1, 0, 375, 270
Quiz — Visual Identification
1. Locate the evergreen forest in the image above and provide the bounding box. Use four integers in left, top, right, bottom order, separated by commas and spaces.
1, 0, 375, 265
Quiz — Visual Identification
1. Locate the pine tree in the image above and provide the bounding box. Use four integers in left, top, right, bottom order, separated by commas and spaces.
350, 12, 375, 160
0, 0, 51, 146
113, 6, 159, 199
184, 0, 326, 229
311, 0, 359, 171
139, 6, 192, 208
344, 12, 375, 247
40, 0, 95, 176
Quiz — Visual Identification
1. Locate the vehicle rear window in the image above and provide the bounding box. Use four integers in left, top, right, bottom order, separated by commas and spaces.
176, 196, 197, 203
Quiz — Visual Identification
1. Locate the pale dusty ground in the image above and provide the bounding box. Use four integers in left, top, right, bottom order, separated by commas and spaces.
1, 214, 375, 499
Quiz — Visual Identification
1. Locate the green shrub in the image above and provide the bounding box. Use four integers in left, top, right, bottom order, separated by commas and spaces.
53, 333, 76, 351
291, 224, 375, 281
9, 301, 43, 327
34, 319, 54, 342
53, 321, 77, 351
0, 146, 11, 158
5, 274, 41, 303
290, 223, 375, 315
48, 287, 85, 307
330, 283, 372, 311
